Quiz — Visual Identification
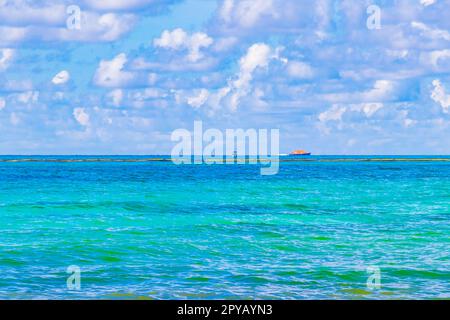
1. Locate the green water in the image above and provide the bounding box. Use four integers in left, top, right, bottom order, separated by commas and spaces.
0, 156, 449, 299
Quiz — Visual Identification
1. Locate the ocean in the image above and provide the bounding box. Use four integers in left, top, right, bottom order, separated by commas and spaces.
0, 156, 449, 299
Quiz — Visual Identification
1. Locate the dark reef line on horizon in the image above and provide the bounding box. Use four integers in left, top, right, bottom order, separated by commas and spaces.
1, 157, 450, 163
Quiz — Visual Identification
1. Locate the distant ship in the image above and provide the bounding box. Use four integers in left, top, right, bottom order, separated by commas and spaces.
289, 149, 311, 156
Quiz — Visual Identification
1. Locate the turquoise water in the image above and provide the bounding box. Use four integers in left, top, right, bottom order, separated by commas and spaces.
0, 156, 449, 299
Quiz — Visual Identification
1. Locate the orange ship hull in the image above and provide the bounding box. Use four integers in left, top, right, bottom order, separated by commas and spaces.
289, 150, 311, 156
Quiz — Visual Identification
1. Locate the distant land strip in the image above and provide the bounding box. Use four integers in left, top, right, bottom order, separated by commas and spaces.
1, 157, 450, 163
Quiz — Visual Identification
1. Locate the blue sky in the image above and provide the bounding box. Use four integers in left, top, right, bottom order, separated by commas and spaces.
0, 0, 450, 154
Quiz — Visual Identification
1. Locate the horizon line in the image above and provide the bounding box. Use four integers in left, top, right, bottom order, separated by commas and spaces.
1, 154, 450, 157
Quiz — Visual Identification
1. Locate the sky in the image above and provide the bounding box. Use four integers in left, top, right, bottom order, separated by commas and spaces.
0, 0, 450, 155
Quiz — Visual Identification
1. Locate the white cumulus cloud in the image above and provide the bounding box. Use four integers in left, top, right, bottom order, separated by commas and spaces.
350, 103, 384, 118
52, 70, 70, 85
0, 6, 136, 44
319, 105, 346, 122
431, 79, 450, 114
198, 42, 283, 113
219, 0, 275, 28
84, 0, 163, 11
411, 21, 450, 41
227, 43, 281, 111
154, 28, 213, 62
420, 0, 436, 7
16, 91, 39, 104
427, 49, 450, 68
0, 48, 14, 71
93, 53, 134, 87
187, 89, 209, 109
73, 107, 90, 126
108, 89, 124, 106
319, 102, 383, 124
323, 80, 395, 103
